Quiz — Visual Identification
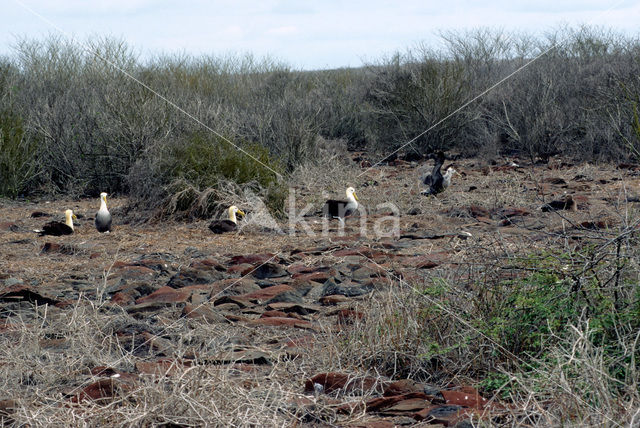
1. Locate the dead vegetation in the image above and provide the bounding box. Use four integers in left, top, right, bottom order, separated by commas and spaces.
1, 155, 639, 426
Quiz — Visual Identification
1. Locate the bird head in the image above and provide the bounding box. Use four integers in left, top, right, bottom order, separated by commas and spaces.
346, 187, 358, 201
228, 205, 246, 222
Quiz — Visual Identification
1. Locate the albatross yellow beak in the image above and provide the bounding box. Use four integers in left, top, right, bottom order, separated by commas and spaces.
353, 192, 358, 201
72, 214, 78, 220
237, 210, 246, 218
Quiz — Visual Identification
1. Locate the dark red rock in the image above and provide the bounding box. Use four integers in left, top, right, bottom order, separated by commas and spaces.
40, 242, 77, 255
363, 392, 430, 412
189, 258, 226, 271
249, 317, 313, 329
379, 398, 433, 414
492, 207, 531, 218
227, 263, 254, 274
229, 253, 278, 265
110, 291, 135, 306
265, 302, 320, 315
442, 387, 489, 409
468, 205, 490, 218
579, 219, 615, 230
167, 267, 224, 288
182, 304, 228, 323
70, 379, 123, 404
384, 379, 437, 396
414, 405, 481, 426
208, 278, 260, 296
350, 421, 393, 428
213, 295, 254, 308
0, 398, 16, 421
242, 283, 294, 302
110, 264, 156, 280
332, 246, 375, 258
284, 335, 315, 348
286, 263, 325, 275
397, 254, 444, 269
336, 309, 364, 325
250, 262, 288, 279
291, 270, 336, 284
304, 372, 380, 394
319, 295, 350, 305
135, 285, 191, 305
260, 310, 292, 318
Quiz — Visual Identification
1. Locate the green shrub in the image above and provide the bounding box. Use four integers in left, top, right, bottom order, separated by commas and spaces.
0, 108, 38, 198
147, 132, 287, 218
480, 248, 639, 387
167, 132, 281, 189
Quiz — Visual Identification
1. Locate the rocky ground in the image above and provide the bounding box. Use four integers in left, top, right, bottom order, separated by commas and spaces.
1, 155, 639, 426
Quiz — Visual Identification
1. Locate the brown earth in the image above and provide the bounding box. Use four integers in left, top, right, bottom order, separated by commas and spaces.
1, 155, 639, 426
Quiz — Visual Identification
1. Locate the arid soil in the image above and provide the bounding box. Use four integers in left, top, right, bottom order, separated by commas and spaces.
1, 155, 639, 426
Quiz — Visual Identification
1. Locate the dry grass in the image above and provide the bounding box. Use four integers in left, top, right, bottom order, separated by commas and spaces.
1, 156, 640, 426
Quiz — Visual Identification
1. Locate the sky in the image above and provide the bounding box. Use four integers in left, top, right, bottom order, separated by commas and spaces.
2, 0, 639, 70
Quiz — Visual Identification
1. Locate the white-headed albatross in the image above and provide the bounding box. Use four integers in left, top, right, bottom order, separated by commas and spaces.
323, 187, 359, 223
209, 205, 245, 234
95, 192, 112, 233
35, 209, 77, 236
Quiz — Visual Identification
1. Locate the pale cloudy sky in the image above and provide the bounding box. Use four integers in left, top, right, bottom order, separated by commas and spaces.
2, 0, 639, 70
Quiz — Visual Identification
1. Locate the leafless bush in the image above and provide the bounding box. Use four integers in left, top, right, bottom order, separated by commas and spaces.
2, 27, 640, 202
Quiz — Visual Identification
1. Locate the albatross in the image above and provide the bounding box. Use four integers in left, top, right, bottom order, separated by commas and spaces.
209, 205, 245, 234
421, 151, 456, 195
541, 194, 577, 212
95, 192, 112, 233
35, 209, 77, 236
323, 187, 359, 223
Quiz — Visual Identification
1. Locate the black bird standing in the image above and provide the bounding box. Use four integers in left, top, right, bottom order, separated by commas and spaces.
323, 187, 359, 224
422, 151, 446, 195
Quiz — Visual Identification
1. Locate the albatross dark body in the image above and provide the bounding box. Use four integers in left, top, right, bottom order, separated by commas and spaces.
95, 212, 112, 233
422, 151, 446, 195
541, 196, 576, 212
209, 219, 238, 234
323, 200, 357, 220
39, 221, 73, 236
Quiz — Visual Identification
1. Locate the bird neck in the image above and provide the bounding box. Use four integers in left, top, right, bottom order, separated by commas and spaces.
65, 213, 74, 230
100, 198, 108, 212
228, 210, 237, 224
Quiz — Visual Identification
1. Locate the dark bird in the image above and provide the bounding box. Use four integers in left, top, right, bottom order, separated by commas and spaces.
323, 187, 359, 223
209, 205, 245, 234
35, 209, 77, 236
421, 152, 456, 195
95, 192, 112, 233
541, 195, 577, 212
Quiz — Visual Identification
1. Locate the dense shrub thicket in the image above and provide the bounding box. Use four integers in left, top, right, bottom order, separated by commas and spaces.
0, 27, 639, 211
